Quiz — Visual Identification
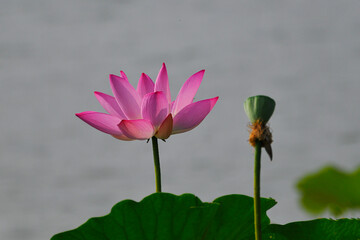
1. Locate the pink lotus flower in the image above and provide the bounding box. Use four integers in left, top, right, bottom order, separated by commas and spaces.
76, 63, 218, 140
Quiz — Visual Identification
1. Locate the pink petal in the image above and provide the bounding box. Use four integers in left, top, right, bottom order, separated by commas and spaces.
112, 135, 133, 141
172, 70, 205, 115
118, 119, 155, 140
155, 114, 173, 139
109, 74, 141, 119
76, 111, 124, 136
137, 73, 154, 99
120, 70, 128, 81
94, 91, 126, 119
170, 100, 176, 113
172, 97, 219, 134
141, 91, 169, 129
154, 63, 171, 103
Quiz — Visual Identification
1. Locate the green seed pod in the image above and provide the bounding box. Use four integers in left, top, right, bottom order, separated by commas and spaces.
244, 95, 275, 124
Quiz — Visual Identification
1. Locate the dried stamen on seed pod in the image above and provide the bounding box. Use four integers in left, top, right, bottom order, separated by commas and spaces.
248, 120, 273, 147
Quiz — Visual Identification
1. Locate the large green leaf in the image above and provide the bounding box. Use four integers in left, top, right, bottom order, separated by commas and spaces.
51, 193, 219, 240
206, 194, 276, 240
52, 192, 360, 240
264, 218, 360, 240
51, 193, 275, 240
297, 166, 360, 216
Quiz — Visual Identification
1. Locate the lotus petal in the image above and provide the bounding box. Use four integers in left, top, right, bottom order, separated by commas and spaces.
137, 73, 154, 100
172, 70, 204, 115
118, 119, 154, 140
141, 91, 169, 129
76, 111, 124, 136
94, 91, 126, 119
109, 74, 141, 119
172, 97, 218, 134
120, 70, 128, 81
155, 114, 173, 139
154, 63, 171, 103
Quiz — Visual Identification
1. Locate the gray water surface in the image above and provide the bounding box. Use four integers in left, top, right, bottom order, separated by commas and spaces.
1, 0, 360, 239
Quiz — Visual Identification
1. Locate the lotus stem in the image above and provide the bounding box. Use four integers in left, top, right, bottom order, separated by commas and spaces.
151, 136, 161, 192
244, 96, 275, 240
254, 140, 262, 240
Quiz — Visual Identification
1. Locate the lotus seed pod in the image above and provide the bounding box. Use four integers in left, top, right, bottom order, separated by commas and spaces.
244, 95, 275, 124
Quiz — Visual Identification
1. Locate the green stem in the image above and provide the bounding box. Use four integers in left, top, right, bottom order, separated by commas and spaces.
151, 136, 161, 193
254, 141, 262, 240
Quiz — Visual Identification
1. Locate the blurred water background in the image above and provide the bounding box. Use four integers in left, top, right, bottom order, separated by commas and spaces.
1, 0, 360, 239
